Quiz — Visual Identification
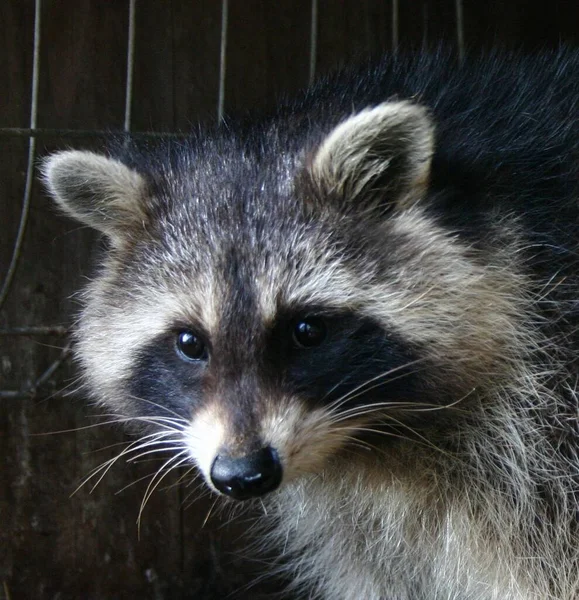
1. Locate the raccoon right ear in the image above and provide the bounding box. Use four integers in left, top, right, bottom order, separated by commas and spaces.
309, 101, 434, 212
41, 150, 148, 243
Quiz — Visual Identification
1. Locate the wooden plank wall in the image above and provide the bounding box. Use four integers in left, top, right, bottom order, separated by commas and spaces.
1, 1, 577, 598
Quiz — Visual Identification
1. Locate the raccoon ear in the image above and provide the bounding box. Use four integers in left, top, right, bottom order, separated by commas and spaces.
310, 101, 434, 210
42, 150, 148, 243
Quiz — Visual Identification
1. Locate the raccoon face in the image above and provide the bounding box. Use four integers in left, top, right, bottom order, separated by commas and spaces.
43, 102, 525, 501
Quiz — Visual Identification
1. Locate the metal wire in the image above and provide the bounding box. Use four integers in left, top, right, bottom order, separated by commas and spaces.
2, 1, 466, 401
124, 0, 137, 132
455, 0, 465, 61
0, 0, 206, 401
0, 0, 41, 312
0, 0, 201, 401
392, 0, 399, 53
218, 0, 229, 122
0, 326, 67, 336
0, 344, 71, 400
0, 0, 137, 400
0, 127, 188, 139
309, 0, 319, 85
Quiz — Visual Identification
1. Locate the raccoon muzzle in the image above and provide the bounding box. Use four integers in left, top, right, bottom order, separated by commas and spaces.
210, 446, 283, 500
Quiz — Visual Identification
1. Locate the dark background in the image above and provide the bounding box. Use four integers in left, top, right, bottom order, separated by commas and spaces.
1, 1, 578, 598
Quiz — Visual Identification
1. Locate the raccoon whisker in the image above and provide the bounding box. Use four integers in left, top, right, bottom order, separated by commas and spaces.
161, 465, 199, 492
35, 341, 71, 352
95, 413, 188, 433
326, 400, 429, 424
115, 412, 189, 429
326, 397, 437, 424
137, 451, 190, 534
391, 283, 439, 313
156, 473, 198, 494
126, 444, 187, 463
85, 412, 184, 427
183, 468, 204, 488
329, 388, 476, 424
325, 408, 455, 457
136, 456, 193, 535
329, 400, 455, 424
71, 431, 180, 496
134, 413, 188, 425
316, 356, 418, 405
114, 470, 162, 496
329, 411, 416, 431
344, 425, 448, 457
326, 358, 426, 408
201, 495, 222, 529
30, 419, 132, 436
323, 359, 427, 413
49, 374, 87, 399
329, 368, 430, 412
83, 439, 136, 455
531, 270, 567, 303
125, 393, 189, 421
182, 480, 212, 510
231, 503, 271, 537
84, 437, 182, 495
214, 490, 248, 524
359, 419, 455, 459
80, 430, 177, 476
215, 493, 249, 528
319, 371, 364, 405
339, 435, 380, 453
320, 366, 419, 411
518, 242, 579, 259
330, 423, 434, 452
339, 439, 400, 462
126, 456, 180, 465
116, 433, 184, 456
398, 392, 475, 413
31, 412, 176, 436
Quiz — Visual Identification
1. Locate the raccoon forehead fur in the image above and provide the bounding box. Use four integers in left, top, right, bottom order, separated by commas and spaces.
43, 49, 579, 600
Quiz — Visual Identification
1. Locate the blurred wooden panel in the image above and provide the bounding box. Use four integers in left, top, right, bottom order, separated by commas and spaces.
316, 0, 392, 73
131, 0, 222, 131
37, 0, 128, 129
0, 1, 34, 128
225, 0, 311, 113
463, 0, 579, 49
0, 1, 34, 284
0, 126, 272, 598
2, 1, 578, 599
0, 133, 96, 598
398, 0, 457, 49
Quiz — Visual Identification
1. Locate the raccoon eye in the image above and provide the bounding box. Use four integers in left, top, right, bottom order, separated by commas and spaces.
293, 317, 327, 348
176, 330, 208, 361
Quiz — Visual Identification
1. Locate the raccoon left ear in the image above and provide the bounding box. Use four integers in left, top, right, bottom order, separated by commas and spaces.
41, 150, 148, 244
310, 101, 434, 210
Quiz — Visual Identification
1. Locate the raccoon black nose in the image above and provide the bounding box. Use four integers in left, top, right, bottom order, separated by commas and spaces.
210, 446, 282, 500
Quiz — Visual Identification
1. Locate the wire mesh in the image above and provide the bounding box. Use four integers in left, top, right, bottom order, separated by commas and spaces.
0, 0, 41, 313
0, 0, 470, 401
218, 0, 229, 122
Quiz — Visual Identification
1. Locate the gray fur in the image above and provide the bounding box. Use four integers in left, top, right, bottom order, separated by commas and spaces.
42, 52, 579, 600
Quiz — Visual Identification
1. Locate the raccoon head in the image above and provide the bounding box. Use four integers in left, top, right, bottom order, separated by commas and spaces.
43, 101, 524, 501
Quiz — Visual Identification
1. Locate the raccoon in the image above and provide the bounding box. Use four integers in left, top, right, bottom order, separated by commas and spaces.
43, 50, 579, 599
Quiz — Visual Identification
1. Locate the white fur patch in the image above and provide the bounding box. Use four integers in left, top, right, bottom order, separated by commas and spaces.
42, 150, 146, 242
260, 400, 357, 483
311, 101, 434, 200
184, 403, 226, 487
267, 468, 540, 600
